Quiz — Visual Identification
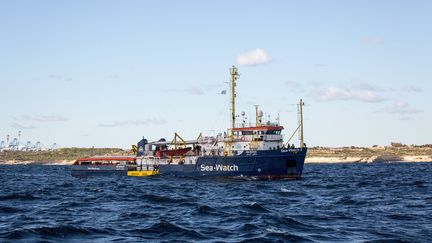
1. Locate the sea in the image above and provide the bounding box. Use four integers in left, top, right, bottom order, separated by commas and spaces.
0, 163, 431, 242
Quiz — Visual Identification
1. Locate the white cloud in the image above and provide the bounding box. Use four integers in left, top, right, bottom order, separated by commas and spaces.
166, 86, 205, 95
49, 74, 72, 82
107, 74, 120, 79
402, 85, 422, 92
285, 80, 305, 92
361, 37, 385, 45
378, 102, 423, 115
184, 87, 204, 95
399, 117, 415, 121
236, 49, 271, 66
285, 80, 300, 88
314, 84, 385, 103
11, 123, 36, 130
20, 115, 69, 122
314, 64, 327, 68
98, 118, 166, 128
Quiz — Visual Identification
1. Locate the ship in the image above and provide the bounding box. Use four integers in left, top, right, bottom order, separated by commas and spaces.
71, 65, 307, 179
71, 156, 137, 177
132, 65, 307, 179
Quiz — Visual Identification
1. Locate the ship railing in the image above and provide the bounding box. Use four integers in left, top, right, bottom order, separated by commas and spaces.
232, 122, 280, 128
137, 155, 197, 167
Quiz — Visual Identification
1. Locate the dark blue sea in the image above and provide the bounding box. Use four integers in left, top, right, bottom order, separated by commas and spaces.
0, 163, 431, 242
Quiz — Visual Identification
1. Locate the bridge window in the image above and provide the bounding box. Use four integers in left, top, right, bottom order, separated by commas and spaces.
265, 130, 281, 135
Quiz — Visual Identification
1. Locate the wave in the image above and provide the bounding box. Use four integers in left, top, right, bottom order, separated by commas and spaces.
268, 215, 321, 232
335, 195, 368, 206
119, 212, 149, 219
264, 228, 314, 242
140, 194, 188, 204
0, 193, 37, 201
243, 202, 271, 213
0, 206, 23, 213
363, 239, 411, 243
130, 220, 206, 240
196, 205, 216, 214
1, 225, 114, 240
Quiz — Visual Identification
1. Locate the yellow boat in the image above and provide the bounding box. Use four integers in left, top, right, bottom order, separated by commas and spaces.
127, 169, 158, 177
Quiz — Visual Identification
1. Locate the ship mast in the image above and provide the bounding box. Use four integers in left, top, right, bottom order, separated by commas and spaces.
230, 65, 240, 134
255, 105, 259, 125
299, 99, 305, 148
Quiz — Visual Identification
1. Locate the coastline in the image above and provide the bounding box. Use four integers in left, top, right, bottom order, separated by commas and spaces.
1, 146, 431, 165
305, 155, 432, 163
1, 156, 431, 165
0, 160, 75, 165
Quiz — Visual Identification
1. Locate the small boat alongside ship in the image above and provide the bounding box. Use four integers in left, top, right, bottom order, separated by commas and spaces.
71, 65, 307, 179
71, 156, 137, 177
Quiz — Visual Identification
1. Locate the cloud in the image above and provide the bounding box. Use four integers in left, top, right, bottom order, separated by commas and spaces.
107, 74, 120, 79
236, 49, 271, 66
399, 117, 415, 121
313, 83, 385, 103
285, 80, 300, 88
314, 64, 327, 68
285, 80, 305, 92
20, 115, 69, 122
378, 102, 423, 115
361, 37, 385, 45
11, 123, 36, 130
48, 74, 72, 82
402, 85, 422, 92
308, 81, 324, 87
98, 118, 167, 128
166, 86, 205, 95
33, 74, 72, 82
184, 87, 204, 95
354, 83, 384, 92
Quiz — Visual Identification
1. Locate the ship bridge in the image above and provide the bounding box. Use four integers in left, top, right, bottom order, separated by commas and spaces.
220, 123, 284, 155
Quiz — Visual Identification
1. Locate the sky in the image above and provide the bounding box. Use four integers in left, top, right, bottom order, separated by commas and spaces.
0, 0, 431, 148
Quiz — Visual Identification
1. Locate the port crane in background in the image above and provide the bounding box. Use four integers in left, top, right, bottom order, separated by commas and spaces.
0, 131, 54, 152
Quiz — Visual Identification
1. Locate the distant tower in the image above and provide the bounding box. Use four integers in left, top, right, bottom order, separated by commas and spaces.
26, 141, 31, 151
18, 131, 21, 146
6, 135, 10, 146
35, 141, 41, 151
0, 140, 4, 149
12, 138, 18, 150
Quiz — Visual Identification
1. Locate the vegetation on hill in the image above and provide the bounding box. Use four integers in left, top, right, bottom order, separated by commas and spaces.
0, 148, 130, 162
307, 146, 432, 162
308, 146, 432, 157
